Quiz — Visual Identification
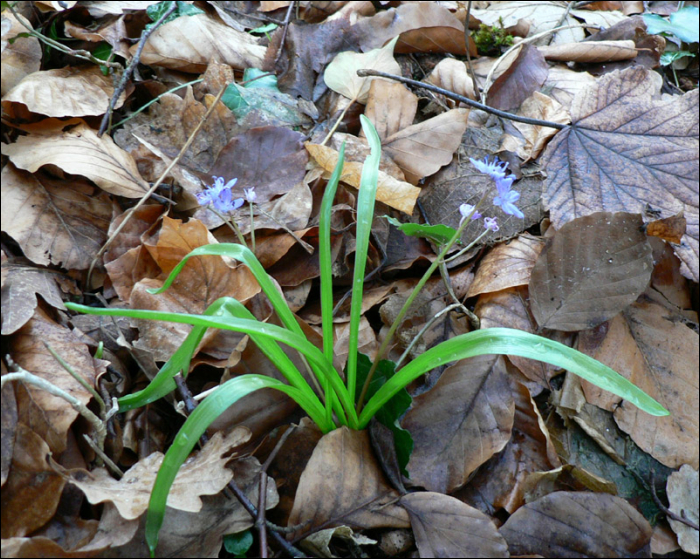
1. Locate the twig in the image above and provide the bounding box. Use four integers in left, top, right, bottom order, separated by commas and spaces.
2, 363, 107, 452
463, 1, 481, 102
395, 303, 462, 369
273, 1, 297, 68
86, 83, 229, 287
174, 378, 306, 557
649, 472, 700, 531
82, 434, 124, 478
357, 69, 566, 129
98, 1, 178, 136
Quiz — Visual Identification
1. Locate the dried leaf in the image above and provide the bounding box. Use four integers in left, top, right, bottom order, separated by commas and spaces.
1, 166, 112, 269
2, 66, 125, 117
499, 491, 652, 557
529, 212, 653, 331
402, 355, 514, 493
401, 493, 509, 558
364, 80, 418, 142
323, 36, 400, 103
666, 465, 699, 554
288, 427, 409, 538
135, 14, 265, 73
1, 121, 150, 198
425, 58, 476, 104
487, 44, 549, 111
306, 142, 420, 215
541, 67, 699, 281
1, 11, 42, 96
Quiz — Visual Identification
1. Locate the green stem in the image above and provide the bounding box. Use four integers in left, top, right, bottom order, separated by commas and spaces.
356, 193, 490, 413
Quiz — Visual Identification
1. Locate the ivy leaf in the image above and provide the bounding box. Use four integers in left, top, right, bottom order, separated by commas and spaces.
384, 215, 457, 246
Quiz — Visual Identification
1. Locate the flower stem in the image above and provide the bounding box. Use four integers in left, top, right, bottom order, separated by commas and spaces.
249, 202, 256, 256
355, 191, 490, 413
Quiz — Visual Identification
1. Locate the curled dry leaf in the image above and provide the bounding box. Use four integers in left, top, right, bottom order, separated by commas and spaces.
538, 40, 638, 63
306, 142, 420, 215
1, 121, 150, 198
2, 66, 126, 117
425, 58, 476, 105
364, 80, 418, 142
324, 36, 400, 104
529, 212, 653, 332
402, 355, 514, 494
499, 491, 652, 557
58, 428, 251, 519
287, 427, 409, 539
134, 14, 265, 73
486, 44, 549, 112
401, 492, 509, 558
1, 166, 113, 270
541, 66, 699, 281
666, 465, 699, 554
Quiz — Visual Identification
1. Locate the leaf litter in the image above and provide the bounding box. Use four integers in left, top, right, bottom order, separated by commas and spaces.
0, 1, 697, 557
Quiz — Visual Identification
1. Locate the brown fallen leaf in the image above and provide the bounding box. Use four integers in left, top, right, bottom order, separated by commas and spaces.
541, 66, 699, 281
401, 492, 509, 558
467, 233, 545, 297
2, 65, 126, 117
578, 295, 699, 469
499, 491, 652, 557
486, 44, 549, 112
425, 58, 476, 107
529, 212, 653, 331
0, 10, 42, 96
402, 355, 514, 494
645, 212, 687, 244
364, 80, 418, 142
1, 121, 150, 198
287, 427, 410, 539
1, 166, 113, 270
134, 14, 265, 73
306, 142, 420, 215
1, 424, 65, 538
538, 40, 638, 62
666, 465, 699, 554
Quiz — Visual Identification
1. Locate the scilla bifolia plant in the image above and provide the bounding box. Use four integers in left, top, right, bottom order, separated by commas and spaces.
66, 116, 668, 555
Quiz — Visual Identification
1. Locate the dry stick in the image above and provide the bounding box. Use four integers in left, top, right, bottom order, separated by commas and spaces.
463, 0, 481, 102
481, 23, 600, 99
273, 1, 297, 68
257, 426, 297, 558
98, 1, 178, 136
356, 70, 566, 130
648, 472, 700, 531
172, 377, 306, 558
395, 303, 462, 369
86, 83, 229, 288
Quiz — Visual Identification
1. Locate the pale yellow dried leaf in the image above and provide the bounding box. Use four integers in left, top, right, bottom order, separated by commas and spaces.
425, 58, 475, 104
306, 142, 420, 215
364, 80, 417, 141
500, 91, 570, 161
538, 40, 637, 63
323, 36, 400, 104
467, 234, 545, 297
543, 65, 597, 111
134, 14, 266, 73
59, 428, 251, 519
666, 465, 699, 554
3, 65, 126, 117
1, 11, 41, 96
1, 122, 149, 197
383, 108, 469, 183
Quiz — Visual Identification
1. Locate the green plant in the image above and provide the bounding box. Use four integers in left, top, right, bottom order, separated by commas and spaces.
65, 116, 669, 556
471, 20, 514, 56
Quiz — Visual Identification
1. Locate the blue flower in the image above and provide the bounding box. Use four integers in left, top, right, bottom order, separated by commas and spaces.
459, 203, 482, 224
493, 176, 524, 219
483, 216, 499, 232
197, 176, 244, 213
470, 156, 509, 180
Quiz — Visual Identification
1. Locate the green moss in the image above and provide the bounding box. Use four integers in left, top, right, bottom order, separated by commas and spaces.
471, 19, 514, 56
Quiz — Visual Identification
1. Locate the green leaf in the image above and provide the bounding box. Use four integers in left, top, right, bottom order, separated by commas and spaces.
354, 353, 413, 477
249, 23, 278, 34
242, 68, 279, 90
659, 50, 696, 66
146, 0, 204, 30
643, 7, 699, 43
224, 530, 254, 557
384, 215, 458, 246
360, 328, 670, 427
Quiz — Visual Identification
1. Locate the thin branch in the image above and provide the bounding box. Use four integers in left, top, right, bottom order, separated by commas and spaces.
356, 69, 566, 129
273, 1, 297, 68
463, 1, 481, 102
395, 303, 462, 369
98, 0, 178, 136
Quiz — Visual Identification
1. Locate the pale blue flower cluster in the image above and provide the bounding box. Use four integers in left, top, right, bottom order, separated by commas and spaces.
196, 176, 244, 213
469, 156, 524, 219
